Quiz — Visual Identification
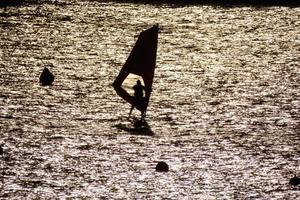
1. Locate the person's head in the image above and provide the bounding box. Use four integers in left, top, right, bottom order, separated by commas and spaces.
137, 80, 141, 85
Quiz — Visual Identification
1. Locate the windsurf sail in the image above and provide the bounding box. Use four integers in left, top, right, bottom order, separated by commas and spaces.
113, 24, 159, 115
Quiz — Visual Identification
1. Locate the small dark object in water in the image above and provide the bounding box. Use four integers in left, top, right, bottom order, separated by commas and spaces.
0, 146, 3, 155
39, 67, 54, 86
61, 16, 71, 21
156, 161, 169, 172
289, 175, 300, 186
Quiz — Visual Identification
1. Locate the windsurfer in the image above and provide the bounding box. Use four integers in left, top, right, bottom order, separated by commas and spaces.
129, 80, 145, 118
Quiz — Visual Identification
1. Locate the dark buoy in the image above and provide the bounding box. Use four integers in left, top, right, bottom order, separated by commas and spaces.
289, 175, 300, 186
0, 145, 3, 155
155, 161, 169, 172
39, 67, 54, 86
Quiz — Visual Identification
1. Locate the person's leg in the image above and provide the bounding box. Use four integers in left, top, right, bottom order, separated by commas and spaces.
141, 110, 146, 120
129, 105, 134, 118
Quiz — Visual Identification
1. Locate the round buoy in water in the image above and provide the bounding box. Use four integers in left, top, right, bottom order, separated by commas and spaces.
289, 175, 300, 186
39, 67, 54, 86
155, 161, 169, 172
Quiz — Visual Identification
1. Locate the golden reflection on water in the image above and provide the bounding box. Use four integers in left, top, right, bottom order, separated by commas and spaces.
122, 74, 145, 95
0, 1, 299, 199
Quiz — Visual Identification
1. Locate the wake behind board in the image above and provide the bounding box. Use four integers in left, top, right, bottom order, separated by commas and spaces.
114, 118, 154, 136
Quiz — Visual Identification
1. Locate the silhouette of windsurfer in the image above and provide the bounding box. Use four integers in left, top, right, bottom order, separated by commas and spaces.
129, 80, 145, 119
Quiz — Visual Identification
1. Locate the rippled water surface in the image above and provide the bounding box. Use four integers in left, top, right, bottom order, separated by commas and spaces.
0, 0, 299, 199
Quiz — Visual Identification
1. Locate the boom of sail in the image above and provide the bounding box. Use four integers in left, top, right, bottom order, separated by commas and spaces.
113, 24, 159, 114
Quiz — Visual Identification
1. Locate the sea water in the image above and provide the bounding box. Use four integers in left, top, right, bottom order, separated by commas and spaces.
0, 0, 299, 199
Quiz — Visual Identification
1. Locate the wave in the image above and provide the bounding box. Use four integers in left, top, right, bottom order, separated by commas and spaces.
1, 0, 299, 7
106, 0, 299, 7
